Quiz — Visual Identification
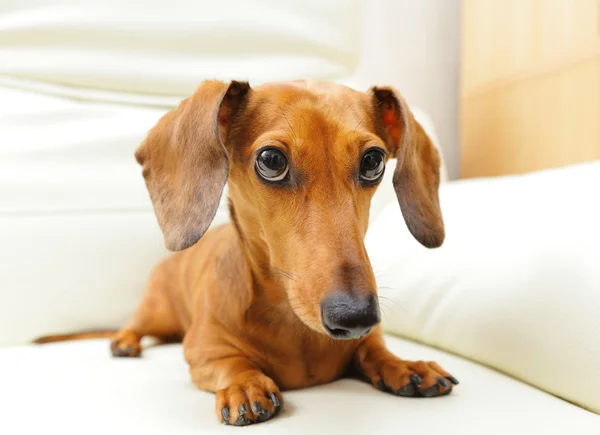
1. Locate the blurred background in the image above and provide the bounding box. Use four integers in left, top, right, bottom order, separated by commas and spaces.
1, 0, 597, 183
461, 0, 600, 178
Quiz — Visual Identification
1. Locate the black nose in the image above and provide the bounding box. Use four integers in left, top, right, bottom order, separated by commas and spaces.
321, 292, 380, 340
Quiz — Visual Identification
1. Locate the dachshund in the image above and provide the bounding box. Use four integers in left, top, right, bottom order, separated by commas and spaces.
110, 80, 458, 426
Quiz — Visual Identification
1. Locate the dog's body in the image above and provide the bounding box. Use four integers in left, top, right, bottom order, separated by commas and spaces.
110, 80, 458, 425
117, 223, 358, 389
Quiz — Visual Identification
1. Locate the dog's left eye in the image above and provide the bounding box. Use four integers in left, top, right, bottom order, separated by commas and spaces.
359, 149, 386, 183
255, 148, 289, 182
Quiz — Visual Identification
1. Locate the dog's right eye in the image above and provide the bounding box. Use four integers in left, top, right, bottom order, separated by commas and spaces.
255, 148, 289, 182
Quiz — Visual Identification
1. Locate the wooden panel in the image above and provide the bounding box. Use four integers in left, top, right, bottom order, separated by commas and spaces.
462, 0, 538, 91
536, 0, 599, 64
461, 56, 600, 178
461, 0, 599, 93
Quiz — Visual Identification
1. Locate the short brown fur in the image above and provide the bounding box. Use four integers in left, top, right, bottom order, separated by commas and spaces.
72, 80, 456, 425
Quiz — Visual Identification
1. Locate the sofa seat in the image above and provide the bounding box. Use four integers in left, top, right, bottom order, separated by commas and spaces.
1, 335, 597, 435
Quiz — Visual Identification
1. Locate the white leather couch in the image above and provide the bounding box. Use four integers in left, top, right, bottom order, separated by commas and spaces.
1, 1, 599, 434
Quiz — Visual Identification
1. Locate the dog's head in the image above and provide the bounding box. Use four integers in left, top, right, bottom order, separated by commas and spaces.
136, 80, 444, 339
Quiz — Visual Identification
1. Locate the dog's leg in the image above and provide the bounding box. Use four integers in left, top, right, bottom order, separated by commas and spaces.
353, 332, 459, 397
186, 351, 283, 426
111, 271, 182, 358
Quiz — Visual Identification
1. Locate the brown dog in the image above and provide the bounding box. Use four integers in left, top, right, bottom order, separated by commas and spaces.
111, 80, 457, 426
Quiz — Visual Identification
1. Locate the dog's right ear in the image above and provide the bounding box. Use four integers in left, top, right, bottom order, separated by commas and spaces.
135, 80, 250, 251
371, 87, 444, 248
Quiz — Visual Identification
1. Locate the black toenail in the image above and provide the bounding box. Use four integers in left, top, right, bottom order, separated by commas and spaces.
269, 393, 281, 408
410, 374, 423, 385
239, 404, 247, 414
252, 402, 262, 414
420, 384, 440, 397
447, 376, 459, 385
256, 409, 272, 422
438, 377, 450, 389
396, 383, 415, 396
221, 406, 230, 421
234, 415, 251, 426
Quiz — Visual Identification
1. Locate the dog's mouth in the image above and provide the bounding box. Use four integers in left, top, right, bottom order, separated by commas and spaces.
322, 323, 373, 340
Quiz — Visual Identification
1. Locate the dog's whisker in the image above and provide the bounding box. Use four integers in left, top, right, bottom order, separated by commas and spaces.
270, 267, 298, 282
380, 307, 390, 323
379, 297, 407, 314
258, 264, 299, 283
378, 295, 400, 306
373, 269, 392, 279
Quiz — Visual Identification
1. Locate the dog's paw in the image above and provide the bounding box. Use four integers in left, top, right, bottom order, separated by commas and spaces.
369, 359, 458, 398
110, 330, 142, 358
216, 376, 283, 426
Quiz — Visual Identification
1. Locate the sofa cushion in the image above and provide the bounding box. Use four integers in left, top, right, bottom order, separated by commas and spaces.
0, 335, 597, 434
0, 0, 362, 100
365, 161, 600, 414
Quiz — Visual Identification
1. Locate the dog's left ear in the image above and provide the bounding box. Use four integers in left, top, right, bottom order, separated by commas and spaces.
135, 80, 250, 251
371, 87, 444, 248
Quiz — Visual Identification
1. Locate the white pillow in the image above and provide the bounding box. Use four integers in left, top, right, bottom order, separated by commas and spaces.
0, 0, 362, 104
365, 161, 600, 414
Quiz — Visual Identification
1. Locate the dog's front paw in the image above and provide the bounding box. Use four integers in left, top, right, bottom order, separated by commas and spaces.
368, 359, 458, 398
216, 375, 283, 426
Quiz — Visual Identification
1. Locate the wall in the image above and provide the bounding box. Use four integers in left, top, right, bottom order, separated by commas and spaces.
356, 0, 461, 179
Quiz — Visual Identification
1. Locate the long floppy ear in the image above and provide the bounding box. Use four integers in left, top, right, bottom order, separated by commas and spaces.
371, 87, 445, 248
135, 80, 250, 251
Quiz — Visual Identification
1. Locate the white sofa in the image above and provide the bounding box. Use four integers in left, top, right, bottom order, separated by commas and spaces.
1, 1, 599, 433
2, 335, 598, 435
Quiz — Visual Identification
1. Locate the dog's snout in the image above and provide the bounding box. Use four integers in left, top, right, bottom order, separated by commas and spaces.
321, 292, 380, 340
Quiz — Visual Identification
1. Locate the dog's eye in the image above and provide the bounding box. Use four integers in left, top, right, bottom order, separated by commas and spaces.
359, 149, 386, 183
255, 148, 289, 182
